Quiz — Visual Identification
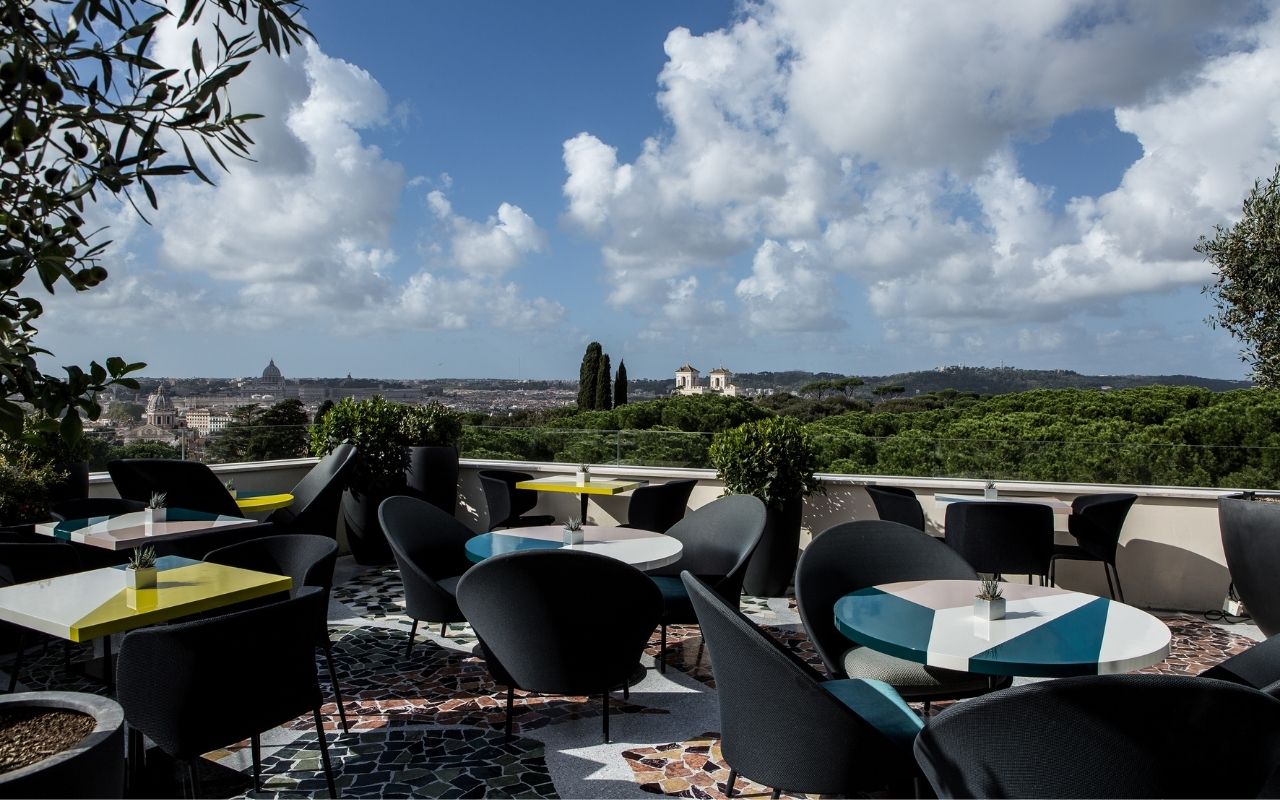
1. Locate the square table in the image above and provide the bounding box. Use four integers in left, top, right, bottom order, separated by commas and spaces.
515, 475, 646, 522
0, 556, 292, 686
934, 492, 1073, 515
35, 508, 260, 550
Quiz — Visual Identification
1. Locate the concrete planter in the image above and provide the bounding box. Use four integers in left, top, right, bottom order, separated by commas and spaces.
743, 498, 803, 597
1219, 493, 1280, 636
0, 691, 124, 798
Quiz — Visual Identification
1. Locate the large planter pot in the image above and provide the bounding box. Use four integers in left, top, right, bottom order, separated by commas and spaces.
405, 445, 460, 516
1219, 493, 1280, 636
342, 486, 398, 565
743, 497, 804, 597
0, 691, 124, 799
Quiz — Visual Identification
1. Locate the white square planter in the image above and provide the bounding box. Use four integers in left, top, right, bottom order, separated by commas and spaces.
143, 508, 166, 524
126, 566, 157, 590
563, 529, 586, 545
575, 471, 589, 487
974, 596, 1006, 620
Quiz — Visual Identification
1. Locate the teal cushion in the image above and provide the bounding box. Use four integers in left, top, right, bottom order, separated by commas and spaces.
823, 677, 923, 751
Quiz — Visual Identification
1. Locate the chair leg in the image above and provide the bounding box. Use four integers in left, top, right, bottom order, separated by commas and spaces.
601, 692, 610, 744
726, 767, 738, 797
7, 630, 25, 692
505, 685, 514, 739
251, 733, 262, 792
440, 622, 447, 637
405, 619, 418, 659
1102, 562, 1116, 599
659, 622, 667, 674
1109, 562, 1125, 603
1048, 556, 1057, 587
322, 640, 350, 733
185, 760, 202, 799
314, 708, 339, 799
126, 725, 145, 796
771, 788, 781, 799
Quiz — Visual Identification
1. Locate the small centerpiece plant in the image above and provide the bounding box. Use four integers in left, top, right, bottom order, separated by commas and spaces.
144, 491, 167, 524
575, 463, 591, 487
126, 545, 158, 590
223, 479, 237, 499
563, 516, 586, 545
984, 480, 998, 500
974, 577, 1005, 620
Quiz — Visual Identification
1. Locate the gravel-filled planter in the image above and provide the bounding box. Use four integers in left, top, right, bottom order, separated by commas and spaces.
0, 692, 123, 799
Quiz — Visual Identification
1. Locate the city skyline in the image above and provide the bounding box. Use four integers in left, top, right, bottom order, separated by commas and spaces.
36, 1, 1280, 380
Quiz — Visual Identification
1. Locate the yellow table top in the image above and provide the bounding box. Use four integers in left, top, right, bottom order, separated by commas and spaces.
0, 556, 292, 642
516, 475, 646, 497
235, 492, 295, 513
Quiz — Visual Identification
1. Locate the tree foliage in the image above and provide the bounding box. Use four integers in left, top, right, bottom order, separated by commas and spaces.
577, 341, 601, 410
206, 398, 308, 463
1199, 162, 1280, 387
0, 0, 307, 443
614, 359, 627, 407
594, 352, 612, 411
709, 416, 822, 509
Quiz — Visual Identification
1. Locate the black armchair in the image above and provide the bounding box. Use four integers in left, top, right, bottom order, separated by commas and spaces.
456, 549, 661, 743
0, 542, 81, 691
683, 571, 922, 797
645, 495, 766, 672
50, 497, 145, 522
479, 470, 554, 529
107, 459, 241, 518
1049, 492, 1136, 600
203, 534, 348, 732
377, 495, 473, 657
622, 479, 697, 533
866, 486, 926, 532
115, 587, 338, 798
267, 443, 356, 537
914, 674, 1280, 799
795, 520, 1008, 705
944, 501, 1053, 583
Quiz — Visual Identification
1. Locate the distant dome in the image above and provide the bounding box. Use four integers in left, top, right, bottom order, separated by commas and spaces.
262, 359, 282, 379
145, 385, 173, 415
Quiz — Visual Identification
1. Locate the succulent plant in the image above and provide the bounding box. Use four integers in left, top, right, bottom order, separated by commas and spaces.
976, 577, 1003, 601
985, 480, 996, 490
223, 479, 236, 492
128, 545, 157, 570
146, 491, 167, 510
563, 517, 584, 532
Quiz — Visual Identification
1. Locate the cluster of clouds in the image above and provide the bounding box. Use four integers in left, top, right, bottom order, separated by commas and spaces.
562, 0, 1280, 353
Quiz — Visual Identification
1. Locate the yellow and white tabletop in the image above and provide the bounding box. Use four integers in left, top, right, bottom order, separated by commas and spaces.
515, 475, 646, 520
234, 492, 295, 514
34, 508, 260, 550
0, 556, 292, 642
466, 525, 683, 571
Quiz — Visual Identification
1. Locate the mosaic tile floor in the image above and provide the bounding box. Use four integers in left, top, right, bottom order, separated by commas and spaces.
4, 559, 1262, 799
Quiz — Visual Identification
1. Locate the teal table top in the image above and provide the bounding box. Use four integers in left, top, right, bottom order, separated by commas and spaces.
466, 525, 681, 571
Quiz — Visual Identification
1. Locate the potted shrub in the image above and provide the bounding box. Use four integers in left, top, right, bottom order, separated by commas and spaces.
710, 416, 822, 596
0, 448, 61, 528
311, 397, 463, 564
1218, 491, 1280, 636
0, 691, 124, 798
563, 517, 585, 545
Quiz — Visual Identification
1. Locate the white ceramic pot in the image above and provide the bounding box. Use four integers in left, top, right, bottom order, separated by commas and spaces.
563, 528, 586, 545
974, 596, 1006, 620
143, 507, 166, 524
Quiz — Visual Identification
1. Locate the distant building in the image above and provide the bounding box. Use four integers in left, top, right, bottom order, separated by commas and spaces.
185, 407, 232, 435
674, 364, 739, 397
123, 385, 184, 444
253, 359, 288, 396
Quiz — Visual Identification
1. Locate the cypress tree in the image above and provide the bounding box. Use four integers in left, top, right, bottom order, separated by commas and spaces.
595, 353, 613, 411
614, 360, 628, 406
578, 342, 602, 410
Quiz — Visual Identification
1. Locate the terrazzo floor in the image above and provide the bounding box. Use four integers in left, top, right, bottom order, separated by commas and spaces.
4, 558, 1262, 799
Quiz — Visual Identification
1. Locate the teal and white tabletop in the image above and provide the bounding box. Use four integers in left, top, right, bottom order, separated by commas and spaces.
466, 525, 682, 571
834, 579, 1171, 678
34, 508, 259, 550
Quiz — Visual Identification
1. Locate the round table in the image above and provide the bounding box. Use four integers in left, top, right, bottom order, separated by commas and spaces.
234, 492, 294, 514
465, 525, 682, 571
834, 579, 1171, 678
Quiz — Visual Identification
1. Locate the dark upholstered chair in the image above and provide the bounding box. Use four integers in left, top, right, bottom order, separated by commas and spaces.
646, 495, 766, 672
267, 443, 356, 537
795, 521, 1008, 705
866, 486, 926, 532
479, 469, 554, 529
406, 446, 460, 516
0, 542, 81, 691
944, 501, 1053, 583
50, 497, 145, 521
684, 572, 922, 797
457, 549, 662, 743
203, 534, 348, 732
107, 459, 241, 517
377, 495, 473, 656
1049, 493, 1136, 600
116, 588, 338, 798
622, 479, 697, 533
1201, 634, 1280, 692
914, 674, 1280, 799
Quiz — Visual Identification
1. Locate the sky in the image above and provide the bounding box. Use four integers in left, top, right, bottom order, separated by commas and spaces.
36, 0, 1280, 380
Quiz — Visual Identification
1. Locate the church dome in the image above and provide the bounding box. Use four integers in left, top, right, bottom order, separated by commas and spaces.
145, 385, 173, 414
262, 359, 282, 379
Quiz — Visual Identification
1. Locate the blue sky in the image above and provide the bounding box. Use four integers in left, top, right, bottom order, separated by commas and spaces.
39, 1, 1280, 380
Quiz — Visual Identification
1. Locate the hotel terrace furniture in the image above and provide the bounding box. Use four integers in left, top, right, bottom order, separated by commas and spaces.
515, 473, 646, 523
203, 534, 348, 733
233, 492, 294, 514
835, 579, 1171, 678
0, 556, 291, 689
456, 549, 662, 743
1048, 492, 1137, 601
50, 498, 144, 522
35, 508, 261, 552
934, 492, 1073, 515
1201, 633, 1280, 692
866, 485, 927, 532
107, 459, 242, 518
479, 470, 555, 529
116, 587, 338, 799
266, 442, 356, 537
643, 495, 766, 672
913, 674, 1280, 799
465, 525, 683, 571
0, 541, 81, 691
378, 496, 473, 658
620, 479, 697, 533
944, 501, 1054, 584
684, 572, 922, 798
795, 521, 1010, 706
1219, 494, 1280, 637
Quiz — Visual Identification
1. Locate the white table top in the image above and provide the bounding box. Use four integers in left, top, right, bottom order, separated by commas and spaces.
35, 508, 260, 550
466, 525, 682, 571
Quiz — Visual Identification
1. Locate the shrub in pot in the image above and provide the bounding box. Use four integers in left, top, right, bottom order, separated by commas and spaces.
709, 416, 821, 596
1219, 491, 1280, 636
403, 402, 464, 515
